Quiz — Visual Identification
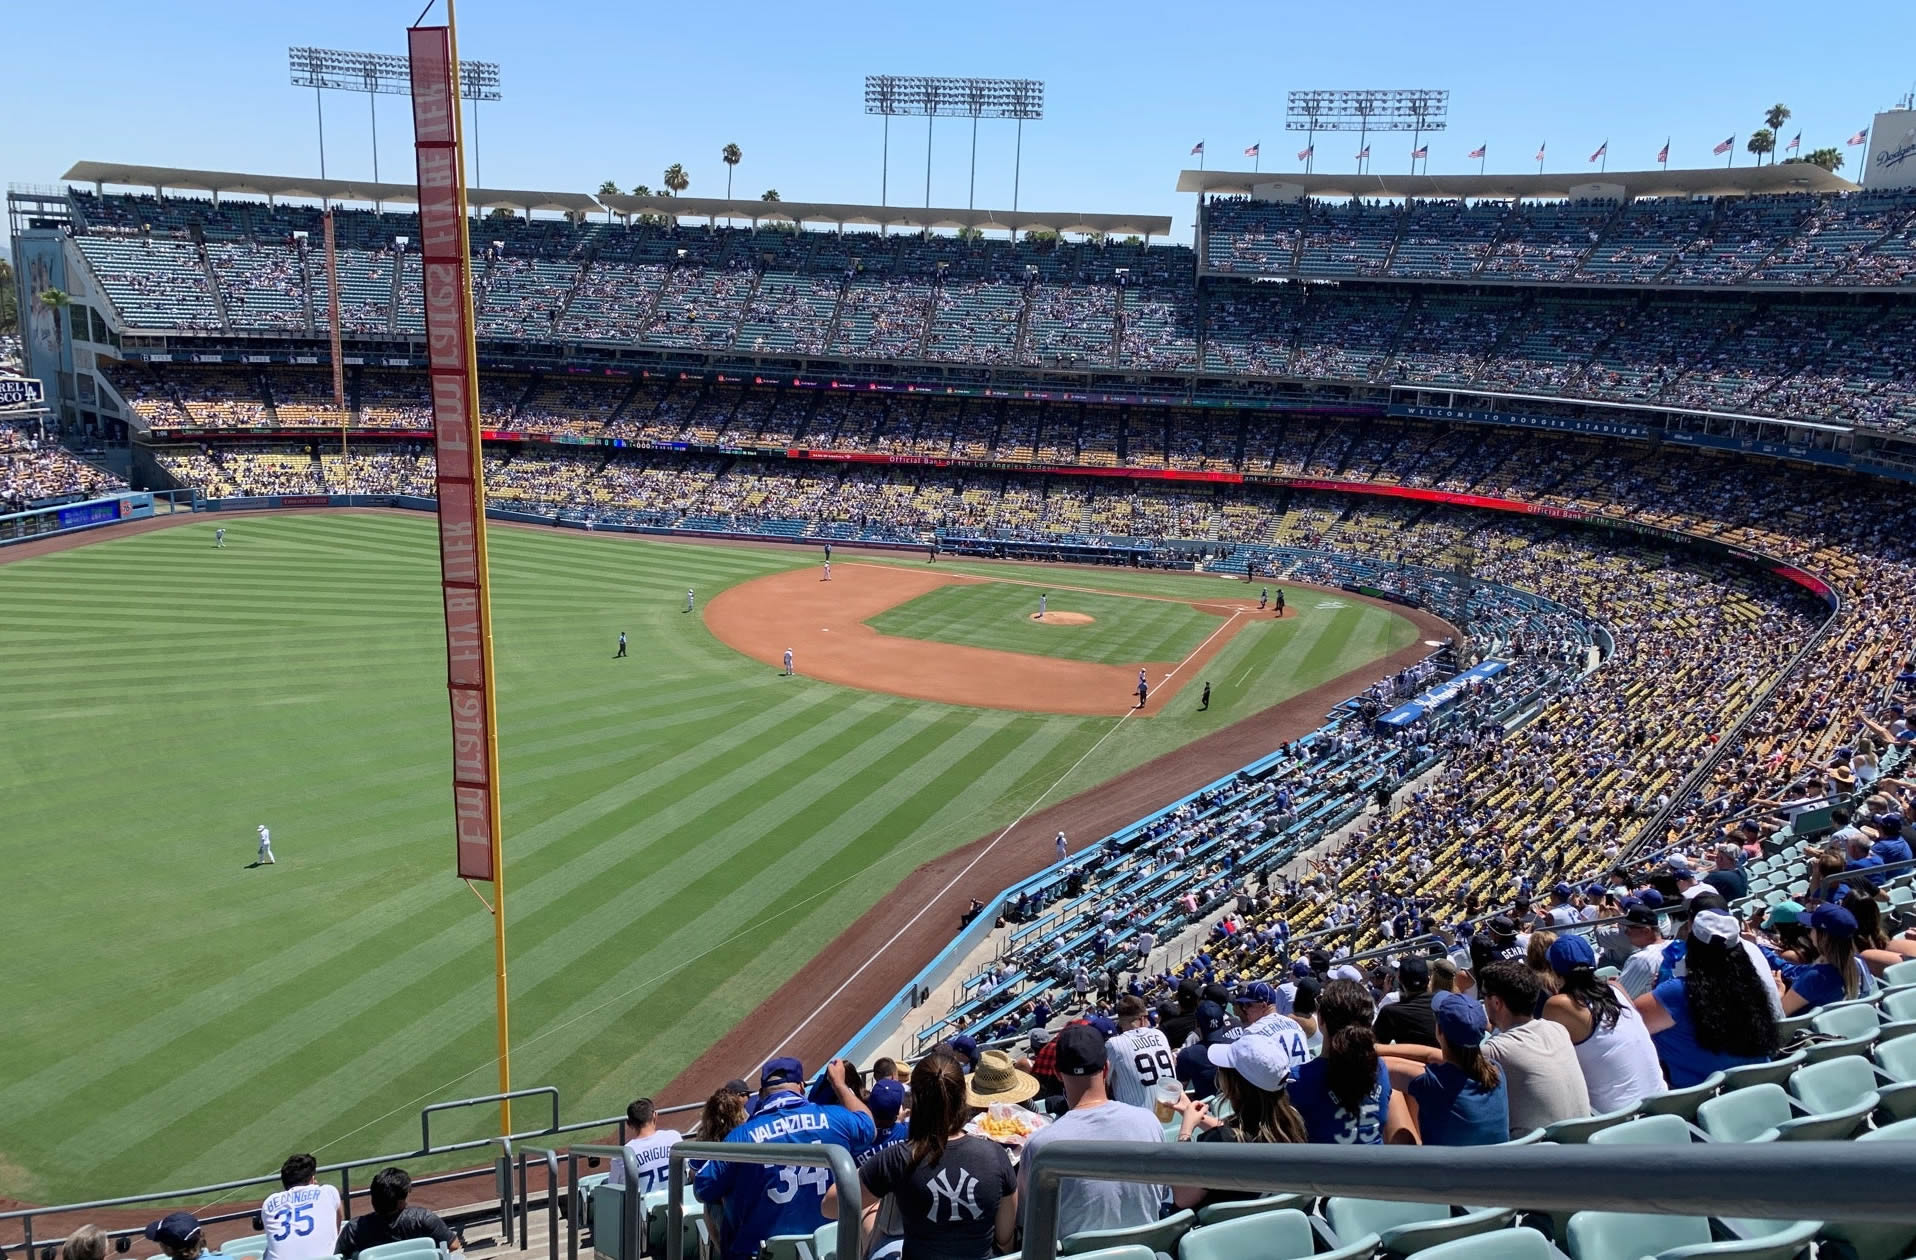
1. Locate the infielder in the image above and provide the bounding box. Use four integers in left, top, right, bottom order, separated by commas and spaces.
214, 527, 226, 548
823, 560, 832, 581
1258, 587, 1268, 610
1136, 668, 1150, 709
685, 588, 696, 614
256, 824, 275, 865
783, 648, 794, 676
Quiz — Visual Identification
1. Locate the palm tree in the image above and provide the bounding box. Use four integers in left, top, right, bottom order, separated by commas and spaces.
1803, 147, 1845, 173
1763, 104, 1792, 164
38, 288, 71, 342
663, 163, 689, 197
598, 180, 621, 223
1746, 129, 1775, 165
633, 184, 653, 197
722, 144, 742, 199
760, 189, 780, 202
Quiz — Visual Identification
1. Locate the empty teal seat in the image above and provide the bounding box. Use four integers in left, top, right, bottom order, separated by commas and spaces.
1567, 1210, 1710, 1260
1062, 1209, 1195, 1258
1410, 1227, 1558, 1260
1544, 1102, 1640, 1143
1587, 1114, 1705, 1146
1179, 1208, 1316, 1260
1638, 1072, 1725, 1121
1194, 1194, 1312, 1226
1716, 1051, 1806, 1092
1819, 1118, 1916, 1260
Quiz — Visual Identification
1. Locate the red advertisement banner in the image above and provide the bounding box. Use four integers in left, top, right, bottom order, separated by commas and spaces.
412, 23, 496, 884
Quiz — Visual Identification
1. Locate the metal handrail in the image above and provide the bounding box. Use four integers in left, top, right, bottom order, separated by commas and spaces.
517, 1145, 562, 1260
665, 1140, 861, 1260
1019, 1140, 1916, 1260
423, 1087, 561, 1151
567, 1145, 643, 1260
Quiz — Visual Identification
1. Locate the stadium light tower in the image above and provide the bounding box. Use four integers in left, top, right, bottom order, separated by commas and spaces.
290, 47, 502, 194
864, 75, 1045, 212
1286, 89, 1448, 174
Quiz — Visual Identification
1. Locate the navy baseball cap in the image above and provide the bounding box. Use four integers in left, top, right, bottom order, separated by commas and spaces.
1432, 992, 1488, 1049
1052, 1022, 1109, 1076
945, 1035, 980, 1070
1085, 1013, 1120, 1036
1398, 955, 1429, 984
144, 1215, 203, 1248
1488, 915, 1517, 937
1290, 959, 1313, 978
868, 1078, 907, 1124
760, 1056, 805, 1089
1622, 902, 1661, 928
1811, 904, 1860, 939
1545, 934, 1597, 975
1633, 889, 1666, 909
1194, 1000, 1228, 1041
1552, 882, 1575, 900
1233, 981, 1278, 1006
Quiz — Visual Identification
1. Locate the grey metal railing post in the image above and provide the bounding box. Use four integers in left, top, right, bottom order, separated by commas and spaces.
497, 1137, 516, 1241
572, 1144, 644, 1260
521, 1146, 562, 1260
666, 1141, 861, 1260
421, 1087, 562, 1150
565, 1150, 582, 1260
1020, 1140, 1916, 1260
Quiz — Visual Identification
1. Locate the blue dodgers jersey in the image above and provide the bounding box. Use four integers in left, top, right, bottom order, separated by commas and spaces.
692, 1092, 875, 1259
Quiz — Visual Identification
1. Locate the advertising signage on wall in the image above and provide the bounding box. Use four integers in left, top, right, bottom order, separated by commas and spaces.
1390, 403, 1650, 440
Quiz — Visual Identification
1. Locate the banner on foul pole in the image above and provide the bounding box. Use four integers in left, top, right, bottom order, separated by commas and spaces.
410, 23, 501, 883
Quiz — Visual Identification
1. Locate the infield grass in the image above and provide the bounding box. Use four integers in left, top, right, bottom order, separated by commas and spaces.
0, 514, 1418, 1201
865, 580, 1226, 664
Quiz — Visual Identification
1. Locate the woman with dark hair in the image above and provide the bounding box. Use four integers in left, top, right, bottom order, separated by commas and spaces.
1383, 992, 1509, 1146
1539, 935, 1663, 1112
1844, 892, 1916, 966
1635, 909, 1782, 1085
825, 1050, 1018, 1260
1287, 980, 1413, 1144
1170, 1031, 1308, 1209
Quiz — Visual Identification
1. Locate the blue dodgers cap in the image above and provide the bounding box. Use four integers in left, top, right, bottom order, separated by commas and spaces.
1633, 888, 1666, 909
143, 1215, 203, 1248
1291, 959, 1313, 977
1194, 1000, 1228, 1040
1553, 881, 1575, 900
1545, 934, 1597, 975
1810, 904, 1859, 939
1233, 981, 1278, 1006
1431, 991, 1488, 1049
760, 1056, 805, 1089
868, 1078, 906, 1123
1085, 1013, 1120, 1036
945, 1035, 980, 1070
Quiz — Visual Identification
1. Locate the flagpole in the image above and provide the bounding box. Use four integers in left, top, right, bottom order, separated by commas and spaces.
1537, 143, 1544, 175
1479, 145, 1486, 176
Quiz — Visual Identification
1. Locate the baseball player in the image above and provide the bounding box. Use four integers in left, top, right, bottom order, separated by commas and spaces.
1136, 668, 1150, 709
615, 632, 628, 659
256, 824, 275, 865
822, 560, 831, 581
1039, 592, 1047, 619
782, 648, 794, 676
1258, 587, 1268, 610
1055, 830, 1068, 859
823, 542, 832, 562
214, 527, 226, 548
685, 588, 696, 614
1200, 681, 1212, 710
1104, 995, 1178, 1109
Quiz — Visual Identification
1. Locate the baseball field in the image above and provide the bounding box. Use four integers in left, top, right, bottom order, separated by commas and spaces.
0, 511, 1423, 1202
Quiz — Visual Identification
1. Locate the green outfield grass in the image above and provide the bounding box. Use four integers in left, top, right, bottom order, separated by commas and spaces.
865, 580, 1227, 664
0, 514, 1419, 1202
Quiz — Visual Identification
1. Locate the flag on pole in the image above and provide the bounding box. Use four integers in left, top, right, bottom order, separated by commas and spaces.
1848, 129, 1869, 146
1713, 135, 1735, 155
1190, 140, 1205, 156
1786, 132, 1801, 152
1244, 143, 1260, 158
1468, 144, 1486, 160
1589, 140, 1608, 163
1297, 143, 1314, 161
1535, 142, 1546, 162
1656, 140, 1669, 164
1356, 144, 1370, 160
1411, 145, 1428, 159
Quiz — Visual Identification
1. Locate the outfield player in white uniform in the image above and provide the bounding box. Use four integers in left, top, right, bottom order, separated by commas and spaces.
685, 588, 696, 613
1104, 994, 1178, 1109
260, 1154, 344, 1260
604, 1098, 684, 1194
256, 824, 276, 865
214, 528, 226, 548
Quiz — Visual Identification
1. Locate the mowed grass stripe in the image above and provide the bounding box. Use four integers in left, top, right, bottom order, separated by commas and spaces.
866, 580, 1227, 665
0, 514, 1420, 1200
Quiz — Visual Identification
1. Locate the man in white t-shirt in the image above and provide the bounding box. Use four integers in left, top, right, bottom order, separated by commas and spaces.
260, 1153, 343, 1260
604, 1098, 684, 1195
1103, 995, 1177, 1108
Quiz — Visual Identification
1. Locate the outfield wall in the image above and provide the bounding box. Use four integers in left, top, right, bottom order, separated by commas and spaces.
0, 491, 160, 546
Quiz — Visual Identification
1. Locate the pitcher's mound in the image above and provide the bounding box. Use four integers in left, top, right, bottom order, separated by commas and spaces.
1031, 611, 1095, 626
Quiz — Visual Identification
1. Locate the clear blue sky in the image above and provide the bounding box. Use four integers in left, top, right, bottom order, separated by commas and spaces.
5, 0, 1913, 240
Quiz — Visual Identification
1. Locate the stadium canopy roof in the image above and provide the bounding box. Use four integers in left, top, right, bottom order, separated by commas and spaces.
1174, 164, 1858, 199
61, 162, 599, 214
600, 193, 1172, 237
58, 163, 1170, 235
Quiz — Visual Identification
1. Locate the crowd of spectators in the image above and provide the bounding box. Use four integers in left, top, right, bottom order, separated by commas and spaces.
2, 422, 126, 513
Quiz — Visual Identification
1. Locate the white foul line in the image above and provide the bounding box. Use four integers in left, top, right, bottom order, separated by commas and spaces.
769, 608, 1243, 1059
